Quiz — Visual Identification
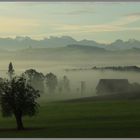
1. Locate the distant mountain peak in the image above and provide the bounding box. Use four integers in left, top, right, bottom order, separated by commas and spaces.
15, 36, 31, 41
108, 38, 140, 50
0, 35, 139, 51
128, 38, 137, 41
48, 35, 76, 40
127, 38, 139, 43
112, 39, 124, 44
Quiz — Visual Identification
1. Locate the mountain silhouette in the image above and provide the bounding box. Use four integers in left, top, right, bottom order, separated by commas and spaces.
0, 36, 139, 51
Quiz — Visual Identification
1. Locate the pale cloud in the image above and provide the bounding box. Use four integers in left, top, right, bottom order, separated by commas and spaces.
51, 3, 95, 15
0, 2, 46, 8
48, 25, 120, 35
0, 17, 40, 34
67, 9, 95, 15
0, 2, 140, 41
1, 13, 138, 39
111, 16, 140, 26
54, 9, 95, 15
125, 12, 140, 18
49, 15, 140, 35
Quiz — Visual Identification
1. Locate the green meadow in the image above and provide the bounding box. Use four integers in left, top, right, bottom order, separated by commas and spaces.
0, 99, 140, 138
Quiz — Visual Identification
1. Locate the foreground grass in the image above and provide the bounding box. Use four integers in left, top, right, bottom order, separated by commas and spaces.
0, 99, 140, 137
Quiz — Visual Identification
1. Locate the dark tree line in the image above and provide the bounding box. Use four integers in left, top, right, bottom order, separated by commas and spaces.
0, 62, 71, 130
0, 63, 40, 130
23, 69, 71, 95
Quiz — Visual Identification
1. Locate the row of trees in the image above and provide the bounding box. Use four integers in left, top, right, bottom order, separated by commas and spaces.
23, 69, 71, 94
0, 62, 71, 130
0, 62, 40, 130
23, 67, 88, 96
0, 62, 87, 131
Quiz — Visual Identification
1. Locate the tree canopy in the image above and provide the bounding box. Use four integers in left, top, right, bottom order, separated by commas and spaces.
45, 72, 57, 94
8, 62, 14, 80
24, 69, 45, 93
0, 76, 40, 130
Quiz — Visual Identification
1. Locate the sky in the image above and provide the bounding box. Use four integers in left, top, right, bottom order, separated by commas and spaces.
0, 2, 140, 43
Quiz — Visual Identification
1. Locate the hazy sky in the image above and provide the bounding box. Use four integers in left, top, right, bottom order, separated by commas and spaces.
0, 2, 140, 43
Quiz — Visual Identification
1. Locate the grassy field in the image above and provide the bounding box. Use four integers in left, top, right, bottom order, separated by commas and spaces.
0, 98, 140, 137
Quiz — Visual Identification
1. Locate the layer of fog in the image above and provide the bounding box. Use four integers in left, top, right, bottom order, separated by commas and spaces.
0, 53, 140, 102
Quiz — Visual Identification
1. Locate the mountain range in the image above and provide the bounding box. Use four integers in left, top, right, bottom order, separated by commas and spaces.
0, 36, 140, 51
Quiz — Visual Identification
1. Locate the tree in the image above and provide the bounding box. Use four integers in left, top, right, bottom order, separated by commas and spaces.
81, 81, 86, 96
8, 62, 14, 80
62, 75, 70, 93
45, 73, 57, 94
24, 69, 45, 93
0, 76, 40, 130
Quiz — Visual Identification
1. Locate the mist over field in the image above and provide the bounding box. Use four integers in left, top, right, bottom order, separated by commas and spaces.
0, 2, 140, 137
0, 41, 140, 102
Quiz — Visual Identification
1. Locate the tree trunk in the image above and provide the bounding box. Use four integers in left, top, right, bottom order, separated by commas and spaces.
15, 114, 24, 130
